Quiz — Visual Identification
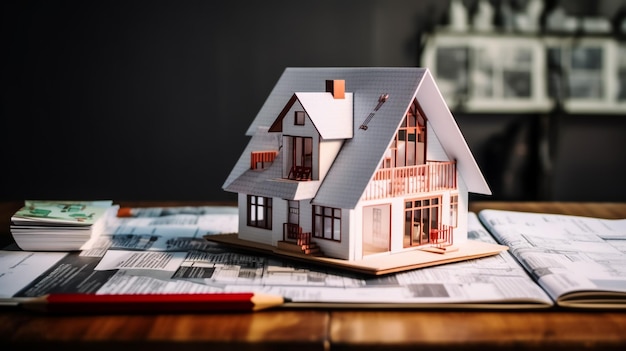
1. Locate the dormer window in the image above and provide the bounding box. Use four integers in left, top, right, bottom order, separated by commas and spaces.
294, 111, 305, 125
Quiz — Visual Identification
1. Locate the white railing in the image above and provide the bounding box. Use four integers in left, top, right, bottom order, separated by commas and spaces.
362, 161, 456, 201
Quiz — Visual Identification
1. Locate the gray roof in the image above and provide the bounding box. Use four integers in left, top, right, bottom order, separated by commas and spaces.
224, 67, 490, 209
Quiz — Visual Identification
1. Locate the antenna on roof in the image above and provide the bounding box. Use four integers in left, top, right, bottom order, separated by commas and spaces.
359, 93, 389, 130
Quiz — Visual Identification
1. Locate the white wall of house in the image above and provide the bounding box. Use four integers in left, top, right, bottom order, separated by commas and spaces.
319, 139, 343, 180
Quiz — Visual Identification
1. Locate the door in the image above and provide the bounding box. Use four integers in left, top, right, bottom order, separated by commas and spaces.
285, 200, 300, 241
288, 136, 313, 180
362, 204, 391, 256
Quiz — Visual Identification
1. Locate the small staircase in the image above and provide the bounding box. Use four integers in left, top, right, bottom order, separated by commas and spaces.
279, 224, 323, 256
277, 238, 322, 256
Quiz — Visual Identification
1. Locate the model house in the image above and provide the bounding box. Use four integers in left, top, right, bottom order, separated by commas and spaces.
223, 67, 491, 262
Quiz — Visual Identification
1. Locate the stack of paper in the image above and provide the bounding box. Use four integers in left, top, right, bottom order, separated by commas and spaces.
10, 200, 118, 251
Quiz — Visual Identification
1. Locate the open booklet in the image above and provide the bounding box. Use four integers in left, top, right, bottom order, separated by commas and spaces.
0, 205, 623, 309
478, 209, 626, 309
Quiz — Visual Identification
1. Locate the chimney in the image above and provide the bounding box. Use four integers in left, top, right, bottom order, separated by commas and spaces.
326, 79, 345, 99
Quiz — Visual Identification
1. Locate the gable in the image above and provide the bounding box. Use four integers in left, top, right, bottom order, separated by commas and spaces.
416, 71, 491, 196
296, 92, 353, 140
269, 92, 353, 140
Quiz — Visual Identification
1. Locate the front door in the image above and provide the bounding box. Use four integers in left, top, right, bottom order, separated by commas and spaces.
285, 200, 300, 241
362, 204, 391, 256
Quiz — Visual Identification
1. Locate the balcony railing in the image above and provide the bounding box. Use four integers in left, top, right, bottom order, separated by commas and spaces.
287, 166, 312, 181
250, 150, 278, 170
362, 161, 456, 201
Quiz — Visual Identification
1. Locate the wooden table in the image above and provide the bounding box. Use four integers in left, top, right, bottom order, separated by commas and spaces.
1, 201, 625, 350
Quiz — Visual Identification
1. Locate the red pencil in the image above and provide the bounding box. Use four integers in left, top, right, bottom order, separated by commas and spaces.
20, 293, 287, 313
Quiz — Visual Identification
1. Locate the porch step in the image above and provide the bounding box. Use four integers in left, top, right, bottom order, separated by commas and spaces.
277, 240, 323, 256
301, 245, 321, 255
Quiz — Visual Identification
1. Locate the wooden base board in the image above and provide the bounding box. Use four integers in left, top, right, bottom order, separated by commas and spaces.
205, 234, 508, 275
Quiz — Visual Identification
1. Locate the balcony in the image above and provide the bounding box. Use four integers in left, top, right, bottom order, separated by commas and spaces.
362, 161, 456, 201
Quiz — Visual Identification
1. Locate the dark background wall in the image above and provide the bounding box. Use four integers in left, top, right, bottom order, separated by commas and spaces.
2, 0, 625, 202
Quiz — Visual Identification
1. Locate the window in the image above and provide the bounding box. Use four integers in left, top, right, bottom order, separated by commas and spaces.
450, 194, 458, 227
404, 197, 441, 247
294, 111, 305, 125
247, 195, 272, 229
313, 206, 341, 241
